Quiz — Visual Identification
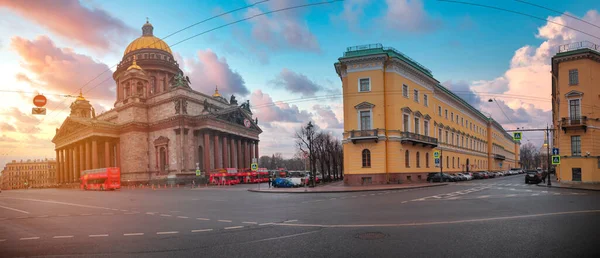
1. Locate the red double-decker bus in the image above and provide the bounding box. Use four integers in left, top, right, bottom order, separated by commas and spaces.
80, 167, 121, 191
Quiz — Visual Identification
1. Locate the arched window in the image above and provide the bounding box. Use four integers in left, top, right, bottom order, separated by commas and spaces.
452, 157, 455, 168
125, 83, 131, 98
137, 82, 144, 96
416, 152, 420, 168
458, 157, 460, 169
425, 153, 430, 168
159, 147, 167, 171
405, 150, 410, 168
362, 149, 371, 167
446, 156, 449, 168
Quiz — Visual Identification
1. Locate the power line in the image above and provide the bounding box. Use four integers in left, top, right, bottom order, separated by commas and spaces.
515, 0, 600, 30
437, 0, 600, 40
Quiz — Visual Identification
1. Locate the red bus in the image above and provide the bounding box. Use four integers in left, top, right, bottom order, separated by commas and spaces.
81, 167, 121, 191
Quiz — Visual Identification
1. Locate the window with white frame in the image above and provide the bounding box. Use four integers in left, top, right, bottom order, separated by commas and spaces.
402, 84, 409, 97
461, 117, 463, 126
414, 89, 419, 102
569, 69, 579, 85
359, 78, 371, 92
569, 99, 581, 119
438, 128, 442, 141
424, 120, 429, 136
414, 117, 420, 134
424, 94, 429, 107
451, 112, 454, 121
445, 131, 449, 144
403, 113, 410, 132
445, 109, 448, 119
571, 136, 581, 156
451, 132, 455, 145
438, 106, 442, 116
359, 110, 371, 130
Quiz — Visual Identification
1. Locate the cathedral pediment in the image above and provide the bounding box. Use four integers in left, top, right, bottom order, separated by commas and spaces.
214, 107, 262, 132
52, 117, 92, 143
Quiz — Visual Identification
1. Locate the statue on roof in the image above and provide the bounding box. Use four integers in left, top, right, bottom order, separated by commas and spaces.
171, 71, 190, 88
240, 100, 251, 113
230, 95, 238, 105
202, 99, 209, 112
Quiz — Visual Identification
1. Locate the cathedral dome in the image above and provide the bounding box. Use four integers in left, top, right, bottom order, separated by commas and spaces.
123, 20, 172, 56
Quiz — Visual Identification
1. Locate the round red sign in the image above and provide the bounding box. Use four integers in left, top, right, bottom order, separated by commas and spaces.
33, 95, 47, 107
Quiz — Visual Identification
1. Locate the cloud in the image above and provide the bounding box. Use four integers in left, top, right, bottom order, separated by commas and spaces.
10, 35, 116, 101
382, 0, 441, 32
442, 80, 482, 108
185, 49, 249, 97
332, 0, 370, 29
250, 90, 312, 126
270, 68, 323, 97
0, 0, 136, 50
0, 122, 17, 132
313, 104, 343, 129
0, 135, 18, 142
0, 107, 41, 133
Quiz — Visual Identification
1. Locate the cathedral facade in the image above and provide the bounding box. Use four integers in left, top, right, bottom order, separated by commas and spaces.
52, 21, 261, 184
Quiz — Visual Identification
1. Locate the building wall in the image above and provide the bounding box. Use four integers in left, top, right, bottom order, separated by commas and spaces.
0, 159, 57, 189
120, 131, 150, 181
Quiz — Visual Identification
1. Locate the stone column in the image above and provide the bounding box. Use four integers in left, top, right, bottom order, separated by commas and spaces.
214, 133, 220, 169
61, 149, 66, 183
203, 132, 211, 173
230, 137, 236, 169
237, 138, 243, 169
222, 135, 229, 168
92, 139, 98, 169
255, 140, 259, 160
79, 143, 84, 178
73, 146, 79, 182
116, 142, 121, 168
244, 139, 250, 168
85, 140, 91, 170
105, 140, 110, 168
67, 147, 73, 183
56, 149, 61, 184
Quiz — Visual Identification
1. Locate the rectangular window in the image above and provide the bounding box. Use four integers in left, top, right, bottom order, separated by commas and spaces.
424, 121, 429, 136
569, 69, 579, 85
403, 114, 410, 132
438, 128, 442, 141
456, 115, 459, 123
414, 89, 419, 102
424, 94, 429, 106
569, 99, 581, 119
445, 110, 448, 119
571, 136, 581, 156
359, 78, 370, 92
451, 112, 454, 121
414, 118, 420, 134
445, 131, 449, 144
451, 133, 455, 145
402, 84, 409, 97
438, 106, 442, 116
456, 135, 460, 146
461, 117, 463, 126
360, 110, 371, 130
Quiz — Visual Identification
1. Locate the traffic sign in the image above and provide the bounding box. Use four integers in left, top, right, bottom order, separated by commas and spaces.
513, 132, 522, 141
552, 155, 561, 165
251, 163, 258, 171
33, 94, 47, 107
32, 107, 46, 115
433, 151, 440, 159
552, 147, 559, 155
434, 158, 440, 167
195, 169, 201, 176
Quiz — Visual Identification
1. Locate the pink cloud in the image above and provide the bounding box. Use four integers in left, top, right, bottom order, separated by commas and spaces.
0, 122, 17, 132
185, 49, 249, 96
0, 0, 135, 50
0, 107, 41, 133
250, 90, 312, 126
313, 104, 343, 129
270, 68, 322, 97
382, 0, 441, 32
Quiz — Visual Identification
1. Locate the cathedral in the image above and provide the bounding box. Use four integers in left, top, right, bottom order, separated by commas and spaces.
52, 21, 261, 184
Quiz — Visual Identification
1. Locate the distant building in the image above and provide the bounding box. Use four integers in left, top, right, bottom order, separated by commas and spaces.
551, 41, 600, 183
0, 159, 57, 189
334, 44, 520, 185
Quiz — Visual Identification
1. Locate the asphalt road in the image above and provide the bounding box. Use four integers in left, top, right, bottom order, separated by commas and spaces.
1, 175, 599, 257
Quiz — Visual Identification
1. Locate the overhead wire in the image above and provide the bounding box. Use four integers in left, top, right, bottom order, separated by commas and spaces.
514, 0, 600, 30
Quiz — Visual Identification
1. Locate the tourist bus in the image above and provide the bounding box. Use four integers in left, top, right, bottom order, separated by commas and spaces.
80, 167, 121, 191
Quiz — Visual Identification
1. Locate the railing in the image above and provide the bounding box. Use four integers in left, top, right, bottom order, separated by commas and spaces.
343, 44, 432, 74
558, 41, 600, 53
562, 116, 588, 126
349, 129, 379, 138
400, 131, 438, 145
493, 154, 506, 160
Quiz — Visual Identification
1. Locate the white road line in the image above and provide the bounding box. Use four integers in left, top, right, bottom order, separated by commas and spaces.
477, 195, 490, 199
20, 237, 40, 240
124, 212, 139, 214
124, 233, 144, 236
57, 214, 69, 217
447, 197, 460, 200
80, 213, 92, 216
160, 214, 172, 217
156, 231, 179, 235
532, 194, 540, 196
120, 210, 128, 212
0, 205, 30, 214
506, 194, 517, 197
102, 213, 114, 215
225, 226, 244, 230
191, 229, 213, 233
146, 212, 155, 215
0, 239, 6, 242
242, 222, 258, 224
53, 235, 73, 239
218, 220, 232, 223
284, 220, 298, 223
509, 188, 516, 191
37, 215, 49, 218
177, 216, 189, 219
401, 201, 408, 204
259, 222, 274, 226
196, 218, 210, 221
553, 193, 561, 195
89, 234, 108, 237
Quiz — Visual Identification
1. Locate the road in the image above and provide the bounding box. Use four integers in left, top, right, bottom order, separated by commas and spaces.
1, 175, 599, 257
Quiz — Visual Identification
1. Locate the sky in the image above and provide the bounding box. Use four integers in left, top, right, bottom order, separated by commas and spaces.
0, 0, 599, 169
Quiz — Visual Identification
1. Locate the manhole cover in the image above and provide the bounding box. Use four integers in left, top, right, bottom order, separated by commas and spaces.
355, 232, 388, 240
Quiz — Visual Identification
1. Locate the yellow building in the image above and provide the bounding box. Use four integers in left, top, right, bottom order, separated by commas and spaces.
334, 44, 519, 185
552, 41, 600, 183
1, 159, 57, 189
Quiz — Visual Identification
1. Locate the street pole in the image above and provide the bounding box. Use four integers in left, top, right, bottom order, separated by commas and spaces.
546, 125, 552, 186
440, 147, 443, 181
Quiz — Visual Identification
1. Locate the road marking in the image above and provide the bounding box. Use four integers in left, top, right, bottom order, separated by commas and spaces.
191, 229, 213, 233
0, 239, 6, 242
80, 213, 92, 216
509, 188, 516, 191
196, 218, 210, 221
89, 234, 108, 237
447, 197, 460, 200
506, 194, 517, 197
124, 212, 139, 214
225, 226, 244, 230
146, 212, 155, 215
0, 197, 115, 212
525, 190, 532, 192
478, 195, 490, 199
177, 216, 189, 219
20, 237, 40, 240
284, 220, 298, 223
401, 201, 408, 204
218, 220, 232, 223
124, 233, 144, 236
259, 222, 274, 226
160, 214, 172, 217
553, 193, 561, 195
157, 231, 179, 235
532, 194, 540, 196
244, 230, 320, 244
53, 235, 73, 239
120, 210, 128, 212
37, 215, 49, 218
242, 222, 258, 224
0, 205, 30, 214
102, 213, 114, 215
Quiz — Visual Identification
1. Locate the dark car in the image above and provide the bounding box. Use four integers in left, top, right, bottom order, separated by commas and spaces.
481, 172, 490, 179
472, 172, 483, 179
488, 172, 496, 178
427, 172, 441, 182
430, 173, 456, 182
525, 170, 542, 184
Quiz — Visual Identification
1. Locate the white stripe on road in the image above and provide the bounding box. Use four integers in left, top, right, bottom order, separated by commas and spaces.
124, 233, 144, 236
102, 213, 114, 215
401, 201, 408, 204
191, 229, 213, 233
477, 195, 490, 199
196, 218, 210, 221
177, 216, 189, 219
532, 194, 540, 196
284, 220, 298, 223
506, 194, 517, 197
218, 220, 232, 223
0, 239, 6, 242
124, 212, 139, 214
259, 222, 274, 226
0, 197, 114, 211
89, 234, 108, 237
20, 237, 40, 240
160, 214, 172, 217
225, 226, 244, 230
242, 222, 258, 224
53, 235, 73, 239
37, 215, 49, 218
80, 213, 92, 216
0, 205, 30, 214
157, 231, 179, 235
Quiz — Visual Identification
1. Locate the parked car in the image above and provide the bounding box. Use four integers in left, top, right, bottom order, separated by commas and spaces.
430, 173, 456, 182
487, 172, 496, 178
452, 173, 467, 181
481, 172, 490, 179
472, 172, 483, 179
427, 172, 440, 182
525, 170, 542, 184
457, 173, 472, 180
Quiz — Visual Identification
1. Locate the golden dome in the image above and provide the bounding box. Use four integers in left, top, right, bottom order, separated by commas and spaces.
123, 20, 172, 56
213, 86, 221, 97
76, 89, 85, 100
127, 56, 143, 71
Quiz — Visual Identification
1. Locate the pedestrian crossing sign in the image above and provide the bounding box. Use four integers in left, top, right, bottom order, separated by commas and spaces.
433, 151, 440, 159
251, 163, 258, 171
513, 132, 522, 141
195, 169, 201, 176
552, 155, 560, 165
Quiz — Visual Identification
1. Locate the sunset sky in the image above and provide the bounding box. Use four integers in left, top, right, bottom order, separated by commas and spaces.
0, 0, 599, 168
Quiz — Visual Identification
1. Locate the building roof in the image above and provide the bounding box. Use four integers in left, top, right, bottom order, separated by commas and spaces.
124, 21, 172, 56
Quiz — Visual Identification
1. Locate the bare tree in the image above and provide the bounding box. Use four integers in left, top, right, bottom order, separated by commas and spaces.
295, 122, 317, 186
520, 142, 539, 170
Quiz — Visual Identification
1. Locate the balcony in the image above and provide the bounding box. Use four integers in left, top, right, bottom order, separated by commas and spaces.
493, 154, 506, 160
347, 129, 381, 144
561, 116, 587, 133
399, 131, 438, 148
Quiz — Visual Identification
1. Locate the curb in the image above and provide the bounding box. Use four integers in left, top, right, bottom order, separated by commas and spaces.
247, 183, 448, 194
535, 184, 600, 192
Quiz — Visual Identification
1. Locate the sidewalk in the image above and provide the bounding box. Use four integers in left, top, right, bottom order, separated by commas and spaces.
248, 181, 448, 193
536, 176, 600, 192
